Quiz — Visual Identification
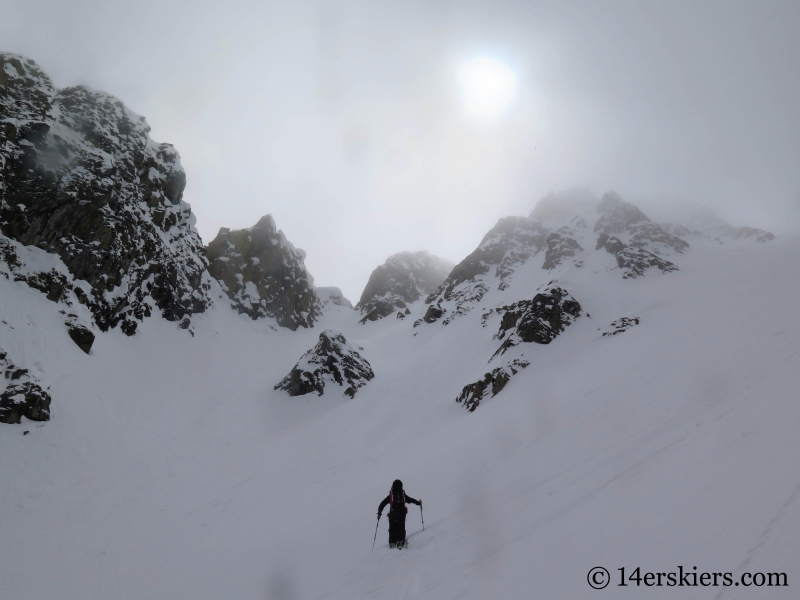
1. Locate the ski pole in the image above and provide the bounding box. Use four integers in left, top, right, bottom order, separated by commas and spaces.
420, 502, 424, 531
372, 514, 380, 551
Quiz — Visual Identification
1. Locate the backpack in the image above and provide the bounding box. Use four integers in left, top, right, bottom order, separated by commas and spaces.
389, 488, 407, 515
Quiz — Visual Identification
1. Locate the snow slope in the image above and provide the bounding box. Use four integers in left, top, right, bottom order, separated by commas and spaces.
1, 234, 800, 599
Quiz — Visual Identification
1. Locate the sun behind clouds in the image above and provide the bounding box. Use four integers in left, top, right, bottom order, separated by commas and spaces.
458, 56, 517, 120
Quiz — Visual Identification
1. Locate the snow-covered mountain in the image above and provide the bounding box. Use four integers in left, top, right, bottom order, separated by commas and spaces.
356, 251, 453, 323
2, 54, 796, 600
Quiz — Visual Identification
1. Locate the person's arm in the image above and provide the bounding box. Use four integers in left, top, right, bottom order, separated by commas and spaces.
378, 495, 390, 516
404, 493, 421, 506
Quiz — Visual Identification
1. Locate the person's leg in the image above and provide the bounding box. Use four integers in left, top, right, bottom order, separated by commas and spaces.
398, 514, 407, 546
388, 513, 399, 545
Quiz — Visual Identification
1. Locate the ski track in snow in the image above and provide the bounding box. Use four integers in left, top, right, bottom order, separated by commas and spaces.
1, 236, 800, 599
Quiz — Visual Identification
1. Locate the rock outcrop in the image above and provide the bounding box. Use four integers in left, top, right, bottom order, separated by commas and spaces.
542, 231, 584, 270
0, 53, 212, 335
613, 246, 678, 279
457, 286, 582, 411
275, 329, 374, 398
356, 251, 452, 323
602, 316, 640, 337
0, 349, 51, 424
486, 286, 583, 358
206, 215, 320, 330
595, 232, 678, 278
455, 359, 529, 412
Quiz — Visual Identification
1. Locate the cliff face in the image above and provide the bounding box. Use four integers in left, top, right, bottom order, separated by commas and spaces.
205, 215, 320, 330
0, 53, 212, 335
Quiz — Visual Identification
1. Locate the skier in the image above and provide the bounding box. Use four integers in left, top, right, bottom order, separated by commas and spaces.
377, 479, 421, 549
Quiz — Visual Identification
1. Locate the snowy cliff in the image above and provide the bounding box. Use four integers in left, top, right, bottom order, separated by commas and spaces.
0, 53, 212, 336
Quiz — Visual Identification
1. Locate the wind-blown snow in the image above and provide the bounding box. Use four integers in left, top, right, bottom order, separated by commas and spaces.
1, 232, 799, 599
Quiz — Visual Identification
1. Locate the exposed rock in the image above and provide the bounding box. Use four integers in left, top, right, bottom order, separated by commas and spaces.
65, 321, 94, 354
595, 232, 625, 254
0, 53, 213, 334
206, 215, 320, 330
542, 231, 584, 270
602, 316, 640, 337
356, 251, 453, 323
457, 286, 582, 411
0, 349, 51, 424
487, 286, 582, 358
455, 359, 529, 412
594, 224, 678, 279
423, 303, 444, 323
274, 329, 374, 398
615, 247, 678, 279
424, 217, 549, 324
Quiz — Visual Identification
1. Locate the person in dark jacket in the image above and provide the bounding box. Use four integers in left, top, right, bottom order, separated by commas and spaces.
377, 479, 421, 548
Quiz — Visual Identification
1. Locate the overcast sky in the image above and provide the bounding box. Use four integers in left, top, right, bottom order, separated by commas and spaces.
3, 0, 799, 301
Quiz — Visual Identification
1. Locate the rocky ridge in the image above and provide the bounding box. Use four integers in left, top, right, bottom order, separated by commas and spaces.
1, 53, 213, 336
356, 251, 452, 323
275, 329, 374, 398
420, 191, 687, 330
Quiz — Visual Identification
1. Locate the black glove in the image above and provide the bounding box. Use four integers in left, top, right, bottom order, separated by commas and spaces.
377, 513, 382, 520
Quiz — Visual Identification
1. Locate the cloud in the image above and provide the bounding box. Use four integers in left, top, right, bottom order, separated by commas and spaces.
3, 0, 799, 299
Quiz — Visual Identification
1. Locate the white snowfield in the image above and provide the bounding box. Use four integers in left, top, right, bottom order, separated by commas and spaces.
1, 234, 799, 599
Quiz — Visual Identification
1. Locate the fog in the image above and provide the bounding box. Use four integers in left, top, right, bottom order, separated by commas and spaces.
3, 0, 799, 301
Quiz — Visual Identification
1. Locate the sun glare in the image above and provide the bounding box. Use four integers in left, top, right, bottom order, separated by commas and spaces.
458, 56, 517, 120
